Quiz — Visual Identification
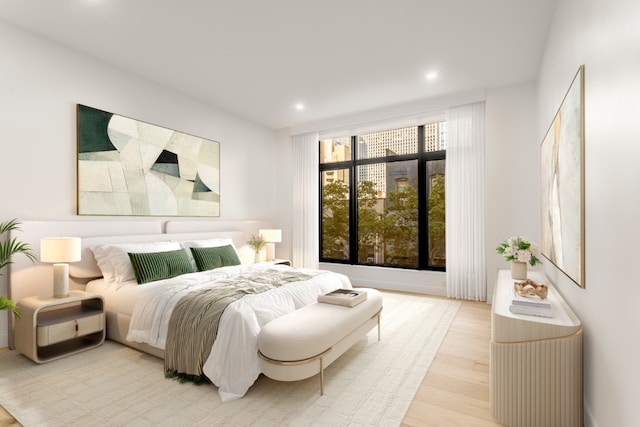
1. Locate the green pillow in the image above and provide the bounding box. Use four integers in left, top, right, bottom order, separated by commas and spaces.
190, 245, 241, 271
128, 249, 195, 284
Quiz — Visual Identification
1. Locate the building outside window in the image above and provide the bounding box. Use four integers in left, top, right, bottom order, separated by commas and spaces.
320, 121, 446, 270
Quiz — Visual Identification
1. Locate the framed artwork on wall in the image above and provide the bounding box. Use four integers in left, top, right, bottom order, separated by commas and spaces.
540, 65, 585, 288
77, 104, 220, 217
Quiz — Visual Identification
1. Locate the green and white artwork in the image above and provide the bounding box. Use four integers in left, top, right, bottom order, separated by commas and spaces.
77, 104, 220, 217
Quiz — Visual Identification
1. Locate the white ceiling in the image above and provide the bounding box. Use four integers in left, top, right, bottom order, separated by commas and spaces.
0, 0, 557, 129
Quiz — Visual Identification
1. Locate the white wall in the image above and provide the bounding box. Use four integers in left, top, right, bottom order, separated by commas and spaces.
0, 22, 281, 347
537, 0, 640, 426
272, 127, 295, 260
0, 23, 279, 222
484, 82, 540, 301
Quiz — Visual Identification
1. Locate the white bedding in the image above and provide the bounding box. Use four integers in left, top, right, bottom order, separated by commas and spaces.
86, 279, 142, 317
88, 263, 351, 402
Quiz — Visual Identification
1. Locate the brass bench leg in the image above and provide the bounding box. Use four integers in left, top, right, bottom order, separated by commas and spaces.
319, 356, 324, 395
259, 348, 332, 396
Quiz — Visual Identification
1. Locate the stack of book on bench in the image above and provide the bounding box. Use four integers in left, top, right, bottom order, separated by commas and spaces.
318, 288, 367, 307
509, 284, 552, 318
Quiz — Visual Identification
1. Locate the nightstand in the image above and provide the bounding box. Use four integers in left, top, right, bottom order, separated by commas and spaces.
14, 290, 105, 363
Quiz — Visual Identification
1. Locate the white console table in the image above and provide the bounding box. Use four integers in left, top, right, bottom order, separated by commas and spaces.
490, 269, 583, 427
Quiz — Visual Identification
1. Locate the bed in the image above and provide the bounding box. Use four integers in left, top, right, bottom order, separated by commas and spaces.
8, 220, 353, 402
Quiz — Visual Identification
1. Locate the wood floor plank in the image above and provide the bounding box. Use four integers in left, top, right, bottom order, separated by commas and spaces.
411, 383, 494, 420
428, 356, 490, 385
421, 371, 491, 402
0, 411, 20, 427
402, 400, 501, 427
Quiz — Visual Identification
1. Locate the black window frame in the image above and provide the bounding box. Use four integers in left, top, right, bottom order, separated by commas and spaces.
319, 124, 446, 271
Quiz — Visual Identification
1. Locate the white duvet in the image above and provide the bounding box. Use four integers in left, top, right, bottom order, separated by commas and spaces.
119, 263, 351, 402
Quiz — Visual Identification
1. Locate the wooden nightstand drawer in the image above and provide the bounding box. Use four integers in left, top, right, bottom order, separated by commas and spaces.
15, 291, 106, 363
37, 312, 105, 346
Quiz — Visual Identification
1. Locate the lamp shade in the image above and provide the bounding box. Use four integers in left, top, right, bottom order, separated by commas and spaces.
40, 237, 82, 263
259, 229, 282, 243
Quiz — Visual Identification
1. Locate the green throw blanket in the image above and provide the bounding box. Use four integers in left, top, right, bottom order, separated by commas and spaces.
164, 268, 321, 383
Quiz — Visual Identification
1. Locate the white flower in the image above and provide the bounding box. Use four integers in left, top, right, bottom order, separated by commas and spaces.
517, 250, 532, 263
496, 236, 542, 267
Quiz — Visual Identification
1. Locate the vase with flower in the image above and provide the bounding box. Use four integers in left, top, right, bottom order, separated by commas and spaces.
496, 236, 541, 279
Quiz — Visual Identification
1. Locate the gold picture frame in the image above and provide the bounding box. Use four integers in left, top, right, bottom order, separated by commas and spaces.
540, 65, 585, 288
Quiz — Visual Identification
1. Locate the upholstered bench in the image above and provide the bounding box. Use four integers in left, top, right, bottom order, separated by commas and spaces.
257, 288, 383, 395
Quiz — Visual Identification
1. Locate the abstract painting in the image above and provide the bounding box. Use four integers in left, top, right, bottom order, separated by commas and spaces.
540, 65, 585, 287
77, 105, 220, 217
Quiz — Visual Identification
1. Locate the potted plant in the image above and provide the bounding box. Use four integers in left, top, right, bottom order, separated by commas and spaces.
247, 233, 266, 263
0, 219, 37, 318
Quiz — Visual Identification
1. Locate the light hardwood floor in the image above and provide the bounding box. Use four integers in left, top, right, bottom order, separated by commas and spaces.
1, 298, 500, 427
402, 298, 502, 426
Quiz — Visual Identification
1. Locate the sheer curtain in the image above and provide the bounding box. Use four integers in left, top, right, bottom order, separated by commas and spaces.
445, 102, 486, 300
292, 132, 320, 269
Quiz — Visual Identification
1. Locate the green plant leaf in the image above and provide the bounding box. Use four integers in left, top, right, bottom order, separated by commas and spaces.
0, 237, 37, 272
0, 219, 37, 275
0, 218, 22, 235
0, 219, 33, 319
0, 296, 20, 319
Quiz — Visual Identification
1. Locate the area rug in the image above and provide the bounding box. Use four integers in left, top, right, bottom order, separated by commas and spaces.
0, 291, 460, 427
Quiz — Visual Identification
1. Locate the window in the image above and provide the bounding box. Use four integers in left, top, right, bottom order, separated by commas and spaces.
320, 122, 446, 270
395, 177, 409, 192
321, 169, 350, 260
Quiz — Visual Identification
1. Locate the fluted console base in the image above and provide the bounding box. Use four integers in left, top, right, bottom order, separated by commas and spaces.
490, 330, 583, 427
490, 270, 583, 427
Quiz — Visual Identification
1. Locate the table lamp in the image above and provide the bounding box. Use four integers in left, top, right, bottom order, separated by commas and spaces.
259, 229, 282, 261
40, 237, 81, 298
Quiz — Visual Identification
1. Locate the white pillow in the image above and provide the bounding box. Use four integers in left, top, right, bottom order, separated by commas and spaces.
180, 238, 240, 268
90, 241, 182, 283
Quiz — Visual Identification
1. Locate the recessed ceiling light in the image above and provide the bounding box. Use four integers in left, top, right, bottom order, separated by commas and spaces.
295, 103, 305, 111
425, 71, 438, 81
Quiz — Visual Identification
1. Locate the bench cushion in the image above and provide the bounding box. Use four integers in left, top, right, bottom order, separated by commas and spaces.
258, 288, 382, 361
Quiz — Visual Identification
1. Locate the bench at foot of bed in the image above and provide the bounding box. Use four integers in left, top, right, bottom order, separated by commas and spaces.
257, 288, 383, 395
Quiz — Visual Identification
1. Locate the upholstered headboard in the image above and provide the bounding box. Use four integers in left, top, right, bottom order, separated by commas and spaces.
8, 219, 271, 303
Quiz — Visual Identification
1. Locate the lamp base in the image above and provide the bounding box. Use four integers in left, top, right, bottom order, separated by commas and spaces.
52, 263, 70, 298
265, 243, 276, 262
